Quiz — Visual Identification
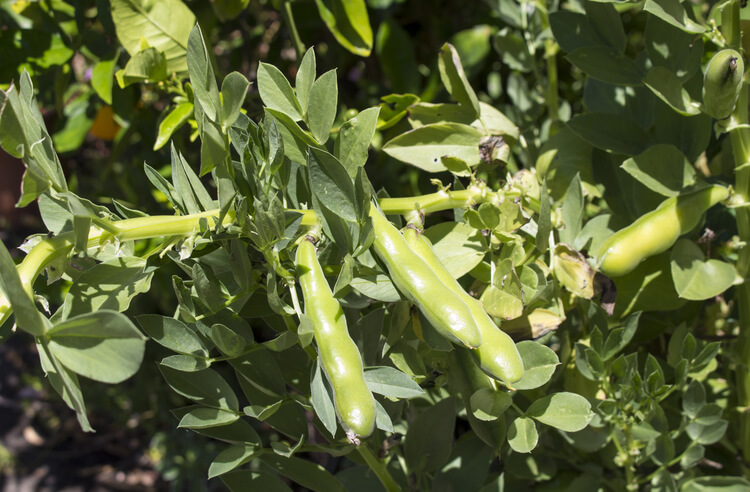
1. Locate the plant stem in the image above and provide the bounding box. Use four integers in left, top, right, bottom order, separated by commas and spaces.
357, 445, 400, 492
730, 85, 750, 473
0, 187, 539, 327
281, 0, 305, 59
719, 4, 750, 473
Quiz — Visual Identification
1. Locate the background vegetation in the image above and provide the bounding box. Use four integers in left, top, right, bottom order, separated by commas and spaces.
1, 0, 750, 491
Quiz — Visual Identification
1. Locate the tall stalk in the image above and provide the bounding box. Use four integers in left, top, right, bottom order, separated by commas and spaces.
724, 0, 750, 473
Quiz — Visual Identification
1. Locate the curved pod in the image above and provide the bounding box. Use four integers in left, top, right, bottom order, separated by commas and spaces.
296, 239, 376, 439
596, 185, 729, 277
403, 227, 523, 384
369, 208, 482, 349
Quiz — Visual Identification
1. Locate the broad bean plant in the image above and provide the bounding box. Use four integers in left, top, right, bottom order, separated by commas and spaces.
2, 0, 750, 490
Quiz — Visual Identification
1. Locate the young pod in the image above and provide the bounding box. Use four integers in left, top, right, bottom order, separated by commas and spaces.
703, 49, 744, 119
369, 208, 482, 349
403, 227, 524, 385
296, 238, 376, 440
595, 185, 729, 278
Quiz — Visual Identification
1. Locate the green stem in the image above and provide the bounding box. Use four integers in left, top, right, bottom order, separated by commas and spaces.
357, 445, 400, 492
731, 88, 750, 473
0, 187, 539, 328
281, 0, 305, 59
544, 39, 560, 123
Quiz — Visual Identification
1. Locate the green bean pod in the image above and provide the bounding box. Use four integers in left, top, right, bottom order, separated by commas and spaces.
595, 185, 729, 278
403, 227, 523, 385
703, 49, 744, 119
369, 208, 482, 349
296, 238, 376, 439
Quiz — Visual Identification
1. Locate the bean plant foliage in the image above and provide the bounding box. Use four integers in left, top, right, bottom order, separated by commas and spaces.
2, 0, 750, 490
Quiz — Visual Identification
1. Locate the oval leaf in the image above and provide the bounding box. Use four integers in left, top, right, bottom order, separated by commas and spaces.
671, 239, 737, 300
507, 417, 538, 453
526, 392, 593, 432
383, 123, 483, 172
48, 311, 147, 384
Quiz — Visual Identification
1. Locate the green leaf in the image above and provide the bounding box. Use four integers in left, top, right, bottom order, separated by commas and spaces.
222, 471, 292, 492
160, 354, 210, 372
187, 25, 221, 123
296, 48, 316, 112
681, 477, 750, 492
110, 0, 195, 73
363, 366, 424, 398
507, 417, 538, 453
221, 71, 250, 128
584, 1, 626, 53
424, 222, 487, 279
408, 102, 476, 128
258, 454, 347, 492
62, 257, 154, 318
601, 312, 640, 361
211, 0, 250, 21
115, 47, 167, 87
231, 350, 287, 398
432, 434, 495, 492
536, 125, 594, 199
643, 66, 701, 116
335, 107, 380, 177
192, 262, 226, 311
567, 113, 652, 156
620, 144, 697, 197
536, 179, 551, 253
314, 0, 373, 57
208, 444, 258, 479
350, 275, 401, 302
47, 311, 147, 384
404, 398, 456, 473
160, 365, 239, 411
512, 341, 560, 391
137, 315, 209, 356
494, 27, 532, 73
307, 69, 338, 144
686, 419, 729, 445
258, 62, 303, 121
438, 43, 480, 117
526, 392, 593, 432
374, 400, 394, 432
643, 0, 705, 34
308, 147, 357, 221
382, 123, 483, 172
244, 401, 284, 421
211, 323, 245, 357
376, 18, 420, 93
37, 340, 92, 432
91, 53, 119, 104
559, 174, 583, 245
654, 103, 711, 162
0, 240, 49, 336
549, 10, 605, 53
670, 239, 738, 300
265, 108, 320, 164
0, 72, 68, 204
154, 102, 194, 150
645, 16, 703, 82
178, 406, 240, 429
170, 144, 215, 213
311, 358, 337, 436
449, 25, 492, 79
565, 45, 643, 86
469, 388, 512, 421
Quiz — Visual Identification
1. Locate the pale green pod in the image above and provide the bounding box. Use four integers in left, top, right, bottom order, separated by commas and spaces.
703, 49, 744, 119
